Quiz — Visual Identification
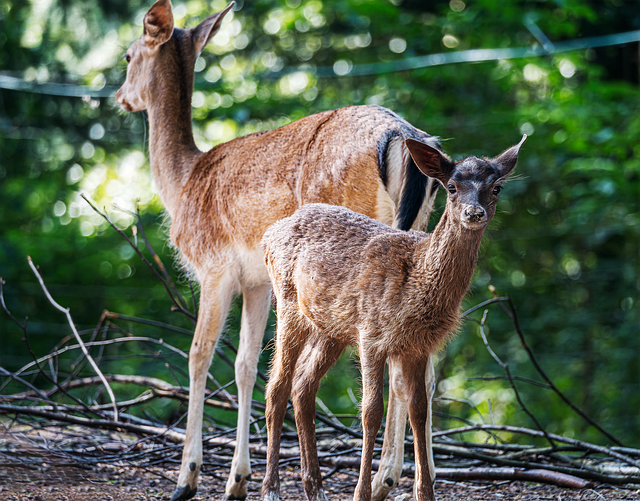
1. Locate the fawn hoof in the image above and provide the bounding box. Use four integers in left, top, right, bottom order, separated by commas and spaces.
170, 484, 197, 501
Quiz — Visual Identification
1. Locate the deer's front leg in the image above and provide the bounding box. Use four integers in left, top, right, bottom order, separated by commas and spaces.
171, 273, 235, 501
226, 285, 272, 500
425, 355, 436, 485
372, 356, 436, 501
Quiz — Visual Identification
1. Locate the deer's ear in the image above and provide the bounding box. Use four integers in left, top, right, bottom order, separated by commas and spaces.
494, 134, 527, 179
405, 138, 453, 183
143, 0, 174, 48
192, 2, 235, 54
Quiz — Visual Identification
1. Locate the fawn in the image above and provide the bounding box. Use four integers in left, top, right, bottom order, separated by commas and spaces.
261, 135, 526, 501
116, 0, 444, 499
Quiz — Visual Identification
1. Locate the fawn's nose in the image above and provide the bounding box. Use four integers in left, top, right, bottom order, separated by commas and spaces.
464, 206, 486, 223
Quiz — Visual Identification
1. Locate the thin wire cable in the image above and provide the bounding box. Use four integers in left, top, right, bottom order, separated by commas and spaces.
0, 29, 637, 97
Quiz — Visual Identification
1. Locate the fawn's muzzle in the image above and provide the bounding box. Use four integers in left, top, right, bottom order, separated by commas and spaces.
464, 207, 486, 223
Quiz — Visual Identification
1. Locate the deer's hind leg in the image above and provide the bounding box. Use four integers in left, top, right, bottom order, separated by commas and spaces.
172, 270, 236, 501
372, 356, 435, 501
401, 355, 436, 501
226, 284, 272, 500
291, 335, 347, 501
262, 309, 307, 501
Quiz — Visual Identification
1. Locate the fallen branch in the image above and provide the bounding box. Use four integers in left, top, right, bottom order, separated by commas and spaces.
26, 257, 119, 422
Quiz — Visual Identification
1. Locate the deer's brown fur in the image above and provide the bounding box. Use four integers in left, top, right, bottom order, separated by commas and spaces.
115, 1, 443, 499
261, 136, 526, 501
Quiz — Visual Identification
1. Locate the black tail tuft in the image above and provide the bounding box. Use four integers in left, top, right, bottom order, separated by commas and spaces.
377, 129, 440, 232
395, 154, 429, 231
377, 130, 401, 187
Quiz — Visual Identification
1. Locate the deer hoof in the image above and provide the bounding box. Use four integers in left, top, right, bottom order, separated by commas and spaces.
226, 471, 250, 500
171, 484, 198, 501
170, 484, 197, 501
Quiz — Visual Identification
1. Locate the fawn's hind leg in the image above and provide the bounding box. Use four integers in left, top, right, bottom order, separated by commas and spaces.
262, 311, 306, 501
291, 336, 347, 501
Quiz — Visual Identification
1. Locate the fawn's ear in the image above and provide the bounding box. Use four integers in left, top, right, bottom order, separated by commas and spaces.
192, 2, 235, 54
405, 138, 454, 183
143, 0, 174, 48
493, 134, 527, 179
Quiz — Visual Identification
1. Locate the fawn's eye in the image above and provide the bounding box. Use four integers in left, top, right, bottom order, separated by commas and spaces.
124, 54, 131, 63
493, 185, 502, 195
447, 184, 456, 195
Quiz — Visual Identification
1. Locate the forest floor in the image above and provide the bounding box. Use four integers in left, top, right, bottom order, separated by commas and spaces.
1, 462, 639, 501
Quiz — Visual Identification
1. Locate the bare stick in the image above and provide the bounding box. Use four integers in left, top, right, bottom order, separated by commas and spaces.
0, 403, 184, 442
115, 202, 192, 317
81, 195, 196, 322
478, 309, 555, 447
433, 467, 593, 488
26, 257, 119, 422
7, 336, 230, 402
1, 278, 94, 415
468, 375, 551, 389
102, 311, 194, 335
0, 367, 49, 402
461, 296, 510, 318
500, 296, 623, 447
434, 424, 640, 469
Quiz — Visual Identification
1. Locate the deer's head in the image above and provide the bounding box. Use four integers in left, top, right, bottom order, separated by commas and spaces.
405, 135, 526, 230
116, 0, 234, 112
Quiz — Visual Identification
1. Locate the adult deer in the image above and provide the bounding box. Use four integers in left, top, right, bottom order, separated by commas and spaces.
116, 1, 441, 499
262, 136, 526, 501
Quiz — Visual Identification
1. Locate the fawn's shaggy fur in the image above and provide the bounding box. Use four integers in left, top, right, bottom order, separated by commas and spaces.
262, 136, 526, 501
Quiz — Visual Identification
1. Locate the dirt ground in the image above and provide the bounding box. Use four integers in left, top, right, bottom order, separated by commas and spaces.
0, 463, 638, 501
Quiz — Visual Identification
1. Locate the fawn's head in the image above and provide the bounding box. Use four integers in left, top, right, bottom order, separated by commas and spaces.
405, 135, 526, 230
116, 0, 234, 112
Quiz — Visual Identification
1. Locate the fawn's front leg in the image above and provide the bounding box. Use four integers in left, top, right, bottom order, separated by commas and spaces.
402, 355, 436, 501
371, 357, 407, 500
354, 347, 386, 501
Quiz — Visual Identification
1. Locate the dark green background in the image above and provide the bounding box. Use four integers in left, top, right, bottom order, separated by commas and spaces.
1, 0, 638, 446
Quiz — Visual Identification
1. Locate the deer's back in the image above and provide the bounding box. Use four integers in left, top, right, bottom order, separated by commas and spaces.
170, 105, 431, 270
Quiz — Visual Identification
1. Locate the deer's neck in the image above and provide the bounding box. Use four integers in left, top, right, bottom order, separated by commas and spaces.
418, 210, 485, 315
146, 35, 202, 218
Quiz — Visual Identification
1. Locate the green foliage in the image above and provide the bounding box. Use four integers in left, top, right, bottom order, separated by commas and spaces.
1, 0, 638, 446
